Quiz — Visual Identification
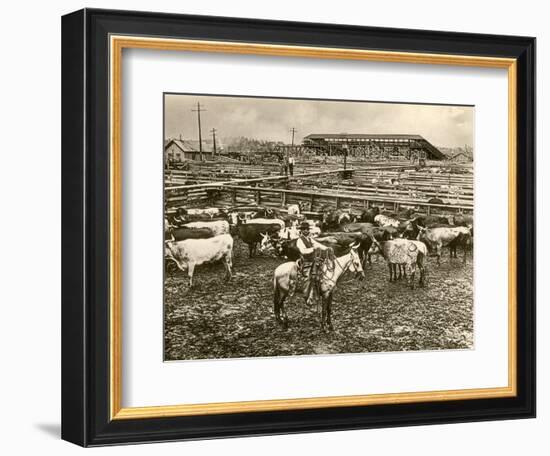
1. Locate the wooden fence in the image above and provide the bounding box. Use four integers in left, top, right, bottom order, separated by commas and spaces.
164, 164, 474, 216
288, 180, 473, 206
166, 183, 472, 215
216, 185, 472, 215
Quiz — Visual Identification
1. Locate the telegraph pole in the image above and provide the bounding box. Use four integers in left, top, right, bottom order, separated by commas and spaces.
290, 127, 297, 147
192, 102, 206, 161
211, 128, 217, 159
343, 139, 349, 170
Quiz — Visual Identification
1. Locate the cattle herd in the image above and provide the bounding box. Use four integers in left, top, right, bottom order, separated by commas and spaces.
164, 202, 473, 331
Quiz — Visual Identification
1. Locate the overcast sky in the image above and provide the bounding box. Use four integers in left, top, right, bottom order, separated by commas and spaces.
164, 94, 473, 149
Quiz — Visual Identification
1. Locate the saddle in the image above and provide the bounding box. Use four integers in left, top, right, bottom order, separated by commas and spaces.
295, 247, 336, 303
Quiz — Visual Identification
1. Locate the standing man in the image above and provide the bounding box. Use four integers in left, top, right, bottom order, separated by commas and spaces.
279, 156, 286, 176
288, 155, 295, 176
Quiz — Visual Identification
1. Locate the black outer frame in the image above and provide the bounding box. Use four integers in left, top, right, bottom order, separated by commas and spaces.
61, 8, 536, 447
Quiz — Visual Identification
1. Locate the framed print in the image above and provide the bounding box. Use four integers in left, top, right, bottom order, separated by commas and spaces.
61, 8, 536, 447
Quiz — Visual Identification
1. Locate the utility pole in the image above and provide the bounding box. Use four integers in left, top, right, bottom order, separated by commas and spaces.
290, 127, 297, 147
211, 128, 217, 159
192, 102, 206, 161
343, 139, 349, 170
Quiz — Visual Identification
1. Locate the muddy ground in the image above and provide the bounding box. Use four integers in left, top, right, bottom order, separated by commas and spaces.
164, 238, 473, 361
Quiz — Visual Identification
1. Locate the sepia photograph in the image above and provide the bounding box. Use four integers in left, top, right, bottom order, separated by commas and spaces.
163, 93, 474, 361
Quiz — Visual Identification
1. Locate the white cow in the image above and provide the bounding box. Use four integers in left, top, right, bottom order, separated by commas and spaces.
417, 225, 472, 264
287, 204, 301, 215
244, 218, 285, 230
165, 234, 233, 287
304, 219, 322, 237
183, 220, 229, 236
374, 214, 400, 228
227, 210, 258, 225
186, 207, 222, 218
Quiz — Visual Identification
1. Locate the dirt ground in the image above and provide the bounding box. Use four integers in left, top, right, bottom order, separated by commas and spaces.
164, 238, 473, 361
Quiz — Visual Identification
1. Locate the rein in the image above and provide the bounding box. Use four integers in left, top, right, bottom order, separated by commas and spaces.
319, 253, 353, 287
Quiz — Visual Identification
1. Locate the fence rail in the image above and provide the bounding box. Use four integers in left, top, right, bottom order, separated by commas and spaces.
164, 164, 474, 216
166, 183, 473, 215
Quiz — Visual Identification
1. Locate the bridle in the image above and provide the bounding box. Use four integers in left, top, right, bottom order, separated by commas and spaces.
369, 234, 383, 252
318, 246, 361, 286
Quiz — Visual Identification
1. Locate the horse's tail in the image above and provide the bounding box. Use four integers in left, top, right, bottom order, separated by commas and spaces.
416, 246, 425, 267
273, 274, 280, 306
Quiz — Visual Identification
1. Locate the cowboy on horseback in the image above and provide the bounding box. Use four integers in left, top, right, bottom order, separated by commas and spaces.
296, 221, 327, 302
272, 224, 364, 331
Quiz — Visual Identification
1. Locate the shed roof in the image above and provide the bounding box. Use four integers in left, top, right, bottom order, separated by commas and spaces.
165, 139, 214, 153
303, 133, 425, 140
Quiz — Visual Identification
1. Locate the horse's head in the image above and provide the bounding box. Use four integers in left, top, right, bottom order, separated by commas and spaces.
349, 242, 365, 280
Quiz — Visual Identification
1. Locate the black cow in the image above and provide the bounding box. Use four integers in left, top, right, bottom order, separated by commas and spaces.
250, 207, 275, 219
269, 238, 301, 261
448, 229, 473, 262
359, 206, 380, 223
343, 222, 375, 233
321, 209, 355, 231
411, 214, 450, 227
317, 232, 374, 265
237, 222, 283, 257
448, 214, 474, 236
266, 232, 373, 267
170, 226, 214, 241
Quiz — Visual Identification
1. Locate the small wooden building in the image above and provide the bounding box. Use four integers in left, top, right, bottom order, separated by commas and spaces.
164, 139, 214, 162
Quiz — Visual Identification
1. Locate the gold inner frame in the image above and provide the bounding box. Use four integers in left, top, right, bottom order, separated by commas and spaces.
109, 35, 517, 420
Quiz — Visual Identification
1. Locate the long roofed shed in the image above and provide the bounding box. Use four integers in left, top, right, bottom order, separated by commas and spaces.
302, 133, 445, 160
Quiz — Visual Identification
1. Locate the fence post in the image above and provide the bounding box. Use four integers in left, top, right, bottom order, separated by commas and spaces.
256, 190, 261, 205
281, 191, 287, 207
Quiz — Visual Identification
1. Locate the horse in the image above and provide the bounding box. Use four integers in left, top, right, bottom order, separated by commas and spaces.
272, 244, 365, 331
